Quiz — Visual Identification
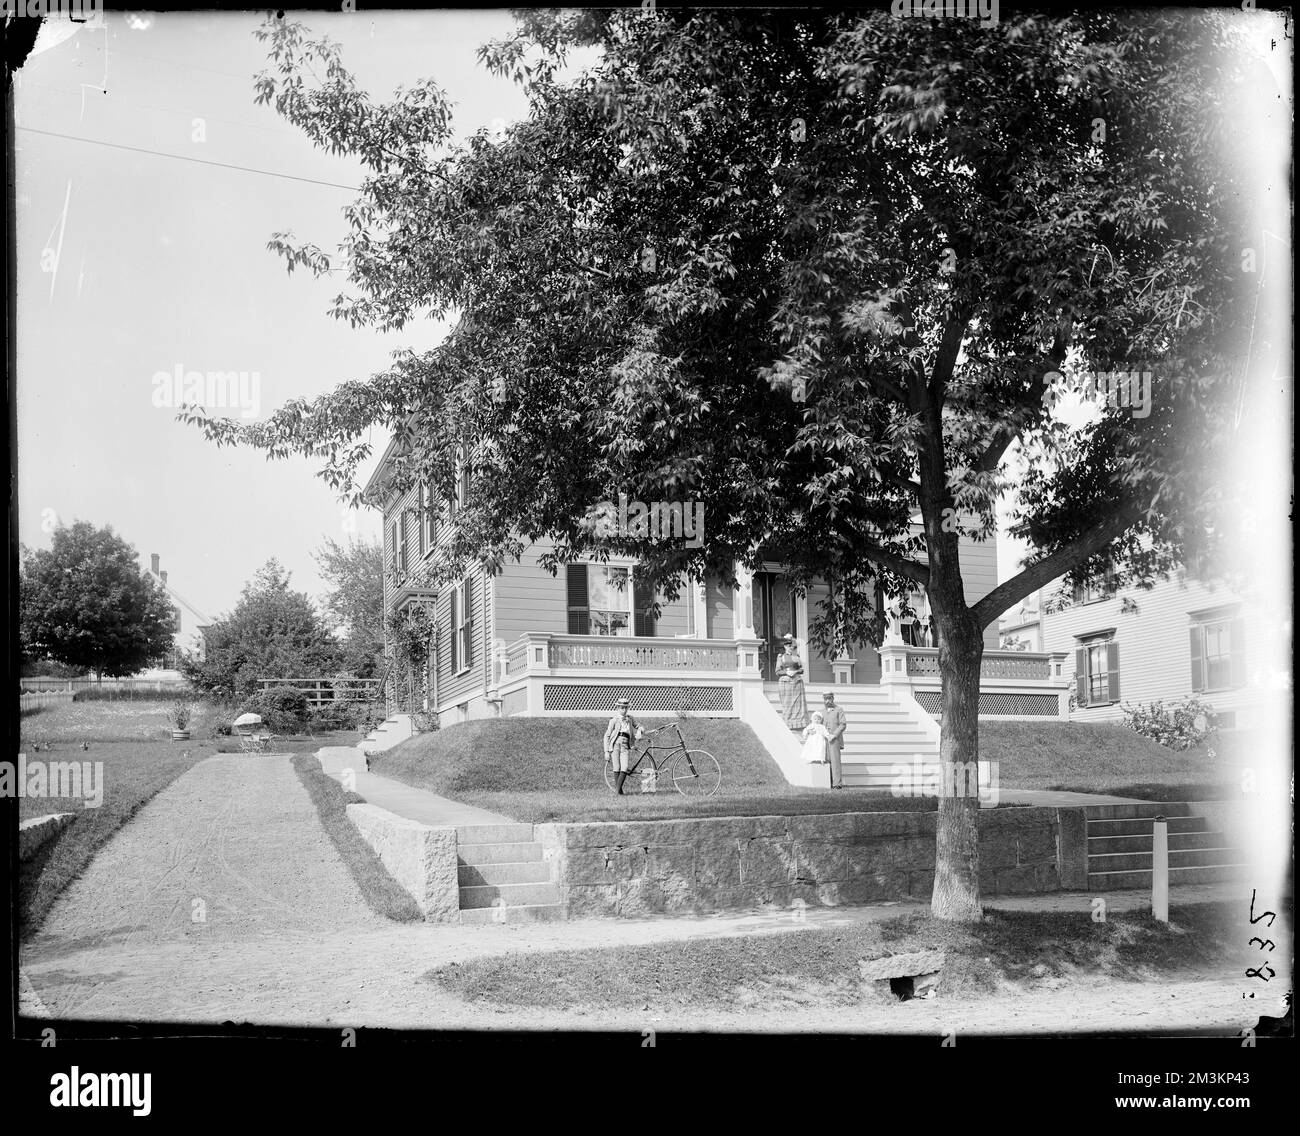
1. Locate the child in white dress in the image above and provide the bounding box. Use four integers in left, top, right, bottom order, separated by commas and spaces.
800, 711, 831, 764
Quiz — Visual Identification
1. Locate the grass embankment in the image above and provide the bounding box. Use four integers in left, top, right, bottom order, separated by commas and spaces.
17, 698, 363, 935
289, 754, 422, 922
428, 901, 1239, 1010
980, 721, 1245, 800
369, 717, 938, 822
17, 700, 227, 936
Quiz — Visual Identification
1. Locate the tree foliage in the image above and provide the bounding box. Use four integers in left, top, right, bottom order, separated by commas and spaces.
181, 559, 343, 700
313, 536, 385, 676
185, 9, 1271, 917
20, 522, 178, 680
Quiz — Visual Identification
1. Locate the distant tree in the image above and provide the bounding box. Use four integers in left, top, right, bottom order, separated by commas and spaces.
312, 537, 385, 677
20, 522, 178, 682
181, 559, 343, 700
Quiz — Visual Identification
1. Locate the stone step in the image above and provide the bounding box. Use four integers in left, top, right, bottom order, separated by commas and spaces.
1087, 815, 1210, 837
455, 823, 536, 845
457, 840, 545, 865
1088, 863, 1249, 891
1082, 802, 1197, 820
1088, 830, 1225, 854
459, 882, 562, 909
459, 904, 568, 925
458, 861, 554, 887
1088, 845, 1240, 873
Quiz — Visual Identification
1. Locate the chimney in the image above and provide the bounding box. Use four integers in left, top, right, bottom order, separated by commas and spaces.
150, 553, 160, 575
160, 570, 168, 586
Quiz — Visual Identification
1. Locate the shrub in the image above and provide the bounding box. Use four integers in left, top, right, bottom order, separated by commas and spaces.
309, 700, 363, 732
1121, 697, 1219, 752
210, 716, 234, 737
170, 704, 193, 730
72, 686, 192, 702
240, 686, 311, 734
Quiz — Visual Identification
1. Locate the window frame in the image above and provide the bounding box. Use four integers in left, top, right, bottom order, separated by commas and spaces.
566, 560, 656, 638
455, 577, 472, 676
1074, 631, 1119, 707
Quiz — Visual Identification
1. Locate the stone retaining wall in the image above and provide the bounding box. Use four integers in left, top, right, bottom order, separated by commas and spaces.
19, 813, 76, 862
537, 807, 1085, 918
346, 803, 460, 922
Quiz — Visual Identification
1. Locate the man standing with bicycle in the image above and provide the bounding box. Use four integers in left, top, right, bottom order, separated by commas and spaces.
604, 696, 644, 795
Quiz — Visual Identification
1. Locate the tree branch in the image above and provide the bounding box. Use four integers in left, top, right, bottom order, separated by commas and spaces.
929, 313, 969, 402
970, 500, 1146, 630
857, 534, 930, 587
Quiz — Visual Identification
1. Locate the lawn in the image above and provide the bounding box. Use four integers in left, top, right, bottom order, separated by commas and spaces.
369, 717, 942, 821
980, 721, 1245, 800
17, 697, 359, 936
290, 754, 422, 922
427, 900, 1240, 1009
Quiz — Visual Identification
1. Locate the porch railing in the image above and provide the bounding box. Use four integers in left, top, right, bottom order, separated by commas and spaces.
902, 648, 1052, 680
546, 635, 736, 671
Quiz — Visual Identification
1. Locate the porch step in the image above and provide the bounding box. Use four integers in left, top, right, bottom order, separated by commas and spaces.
456, 823, 537, 845
459, 882, 562, 909
456, 823, 566, 924
1084, 804, 1243, 890
1089, 864, 1248, 890
458, 860, 554, 887
459, 903, 568, 925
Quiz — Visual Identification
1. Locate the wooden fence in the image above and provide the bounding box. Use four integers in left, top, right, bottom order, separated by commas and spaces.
257, 678, 383, 708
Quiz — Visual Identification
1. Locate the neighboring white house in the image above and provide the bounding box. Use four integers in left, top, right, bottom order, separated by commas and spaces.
1038, 563, 1288, 731
139, 553, 211, 675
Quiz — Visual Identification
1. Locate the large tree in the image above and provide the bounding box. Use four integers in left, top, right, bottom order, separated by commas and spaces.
20, 522, 178, 681
313, 536, 385, 677
187, 9, 1270, 919
182, 559, 343, 700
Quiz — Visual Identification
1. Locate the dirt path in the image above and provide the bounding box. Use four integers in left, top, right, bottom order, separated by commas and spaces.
19, 754, 1279, 1036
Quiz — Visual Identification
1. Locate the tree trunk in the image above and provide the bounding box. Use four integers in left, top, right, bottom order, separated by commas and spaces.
930, 622, 985, 922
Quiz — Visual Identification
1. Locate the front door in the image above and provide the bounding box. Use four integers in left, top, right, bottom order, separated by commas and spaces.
752, 571, 797, 682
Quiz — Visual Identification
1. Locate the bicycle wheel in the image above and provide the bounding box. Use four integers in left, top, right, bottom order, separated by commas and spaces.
671, 749, 720, 796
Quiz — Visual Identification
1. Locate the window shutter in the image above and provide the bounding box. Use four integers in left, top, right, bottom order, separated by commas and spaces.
633, 571, 656, 637
1105, 641, 1120, 703
425, 480, 437, 546
1188, 625, 1204, 691
448, 589, 458, 674
567, 564, 589, 635
462, 579, 473, 667
417, 485, 426, 557
1074, 647, 1088, 705
1229, 616, 1247, 688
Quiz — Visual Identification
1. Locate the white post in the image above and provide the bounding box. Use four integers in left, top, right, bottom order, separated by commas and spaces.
1152, 815, 1169, 923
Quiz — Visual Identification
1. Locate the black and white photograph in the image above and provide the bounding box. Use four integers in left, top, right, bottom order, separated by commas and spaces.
5, 0, 1293, 1106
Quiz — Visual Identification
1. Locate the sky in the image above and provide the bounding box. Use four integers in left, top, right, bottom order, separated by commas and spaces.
14, 8, 1291, 634
15, 9, 528, 624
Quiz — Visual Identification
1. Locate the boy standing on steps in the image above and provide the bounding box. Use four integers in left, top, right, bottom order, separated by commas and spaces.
604, 697, 643, 795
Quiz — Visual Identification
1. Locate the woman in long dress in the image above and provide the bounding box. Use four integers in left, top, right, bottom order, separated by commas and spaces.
776, 633, 807, 728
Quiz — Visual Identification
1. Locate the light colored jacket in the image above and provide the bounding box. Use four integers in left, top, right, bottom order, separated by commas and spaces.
604, 712, 641, 756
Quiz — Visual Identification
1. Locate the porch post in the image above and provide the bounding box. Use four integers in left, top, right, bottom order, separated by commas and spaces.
733, 562, 756, 637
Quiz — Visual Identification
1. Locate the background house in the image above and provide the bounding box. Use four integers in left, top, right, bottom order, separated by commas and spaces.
138, 552, 211, 676
1038, 564, 1284, 730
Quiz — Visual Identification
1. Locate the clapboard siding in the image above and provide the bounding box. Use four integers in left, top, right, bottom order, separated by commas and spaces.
434, 565, 489, 711
1041, 571, 1271, 724
805, 580, 883, 683
494, 537, 697, 643
958, 536, 1002, 651
705, 578, 735, 638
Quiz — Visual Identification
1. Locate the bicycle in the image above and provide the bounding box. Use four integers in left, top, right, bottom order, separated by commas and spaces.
603, 722, 721, 797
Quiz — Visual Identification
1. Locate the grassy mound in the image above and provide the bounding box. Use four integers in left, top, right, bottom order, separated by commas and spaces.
372, 716, 787, 794
368, 717, 949, 821
980, 721, 1238, 798
427, 901, 1238, 1010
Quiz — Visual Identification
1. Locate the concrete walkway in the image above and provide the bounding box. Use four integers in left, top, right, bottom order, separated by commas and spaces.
315, 746, 513, 828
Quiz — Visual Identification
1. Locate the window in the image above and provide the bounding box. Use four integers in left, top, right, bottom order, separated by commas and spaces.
424, 479, 437, 549
1072, 565, 1117, 605
390, 518, 407, 582
449, 445, 471, 518
1074, 634, 1119, 706
416, 484, 426, 559
1190, 608, 1244, 692
566, 563, 656, 636
455, 578, 472, 674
